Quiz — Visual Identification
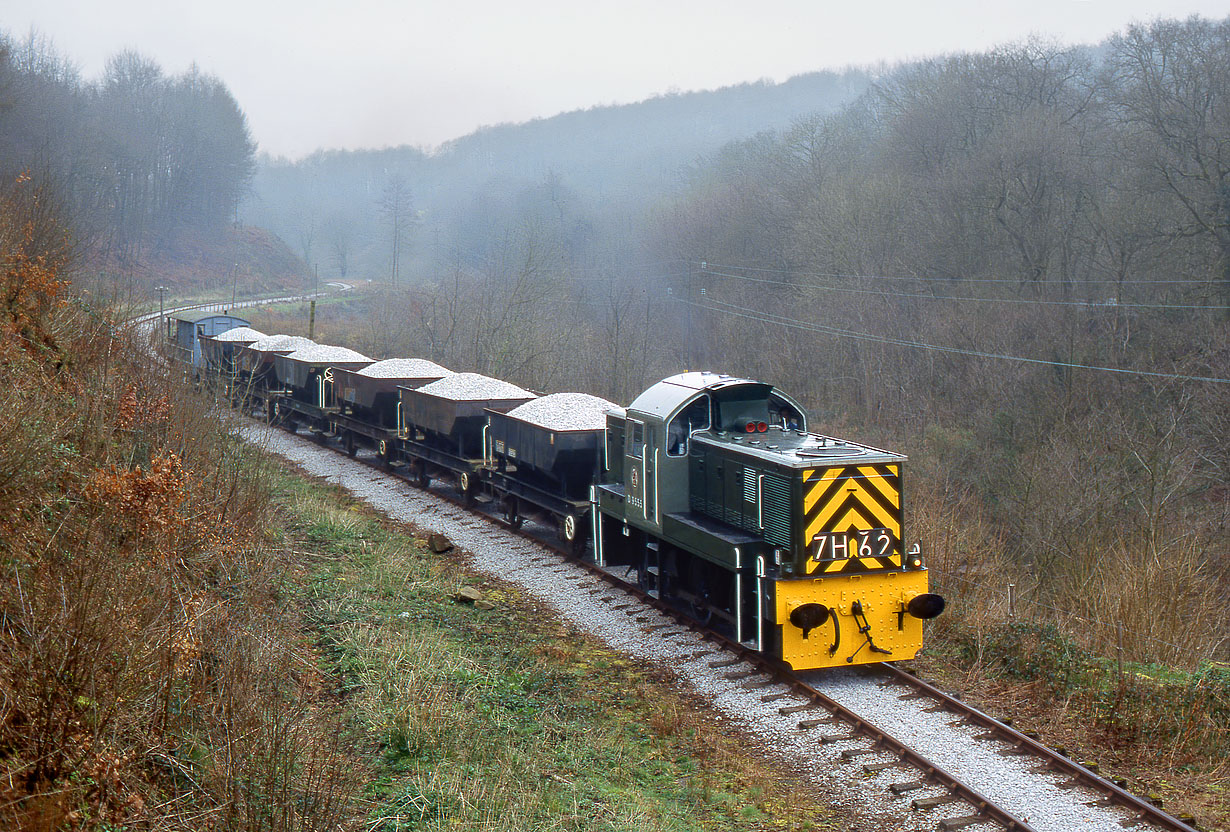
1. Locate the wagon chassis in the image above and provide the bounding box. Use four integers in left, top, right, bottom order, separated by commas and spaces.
252, 389, 593, 552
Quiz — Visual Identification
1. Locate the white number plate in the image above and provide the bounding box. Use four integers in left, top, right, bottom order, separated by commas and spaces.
810, 528, 893, 562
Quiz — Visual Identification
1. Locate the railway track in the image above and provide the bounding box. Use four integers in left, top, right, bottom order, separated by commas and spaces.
239, 412, 1204, 832
127, 284, 352, 328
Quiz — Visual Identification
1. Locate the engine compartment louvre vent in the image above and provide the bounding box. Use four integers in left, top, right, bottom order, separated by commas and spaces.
761, 474, 791, 547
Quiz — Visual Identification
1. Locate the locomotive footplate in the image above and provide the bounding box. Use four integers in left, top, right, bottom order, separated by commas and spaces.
772, 569, 931, 670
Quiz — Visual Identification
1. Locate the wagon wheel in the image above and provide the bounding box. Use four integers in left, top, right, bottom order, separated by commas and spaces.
345, 432, 357, 457
459, 471, 477, 507
559, 514, 586, 558
416, 464, 431, 489
502, 495, 523, 530
378, 439, 393, 470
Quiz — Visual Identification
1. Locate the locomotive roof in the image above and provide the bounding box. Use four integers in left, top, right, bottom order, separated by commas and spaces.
692, 429, 905, 469
627, 371, 767, 420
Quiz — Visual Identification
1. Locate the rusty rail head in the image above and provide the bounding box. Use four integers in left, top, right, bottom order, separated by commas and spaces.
877, 663, 1202, 832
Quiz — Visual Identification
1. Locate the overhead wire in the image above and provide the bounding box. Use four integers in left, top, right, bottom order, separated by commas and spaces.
680, 295, 1230, 384
697, 266, 1230, 311
696, 259, 1224, 286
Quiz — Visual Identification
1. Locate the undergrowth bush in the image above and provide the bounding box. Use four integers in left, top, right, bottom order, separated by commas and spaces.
1091, 663, 1230, 761
955, 622, 1093, 695
0, 175, 358, 829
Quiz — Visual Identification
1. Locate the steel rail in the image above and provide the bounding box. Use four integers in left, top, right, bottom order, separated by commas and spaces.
875, 663, 1202, 832
248, 406, 1197, 832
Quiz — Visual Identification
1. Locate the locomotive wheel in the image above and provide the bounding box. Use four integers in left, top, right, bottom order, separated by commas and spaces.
687, 557, 714, 627
502, 496, 523, 530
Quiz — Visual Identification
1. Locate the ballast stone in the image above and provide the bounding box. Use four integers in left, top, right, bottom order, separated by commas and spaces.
504, 392, 619, 431
282, 345, 371, 363
416, 372, 534, 401
249, 334, 316, 352
358, 358, 451, 378
214, 326, 266, 342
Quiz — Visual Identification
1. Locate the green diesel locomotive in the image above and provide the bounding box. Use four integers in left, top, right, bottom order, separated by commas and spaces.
593, 372, 944, 670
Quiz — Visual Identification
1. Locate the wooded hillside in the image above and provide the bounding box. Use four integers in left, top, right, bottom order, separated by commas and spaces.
0, 33, 258, 283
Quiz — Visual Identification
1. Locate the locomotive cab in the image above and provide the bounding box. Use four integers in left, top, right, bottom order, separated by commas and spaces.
605, 372, 807, 535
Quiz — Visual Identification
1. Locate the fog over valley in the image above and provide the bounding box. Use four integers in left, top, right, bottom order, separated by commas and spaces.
1, 4, 1228, 830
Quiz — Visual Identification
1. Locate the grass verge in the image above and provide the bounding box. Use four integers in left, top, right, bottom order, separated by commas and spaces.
267, 464, 838, 832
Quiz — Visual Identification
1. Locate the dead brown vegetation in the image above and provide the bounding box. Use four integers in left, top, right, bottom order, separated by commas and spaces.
0, 175, 358, 830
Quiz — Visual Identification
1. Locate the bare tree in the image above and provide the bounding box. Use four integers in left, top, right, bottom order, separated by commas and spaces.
1108, 17, 1230, 302
326, 212, 352, 278
378, 174, 413, 286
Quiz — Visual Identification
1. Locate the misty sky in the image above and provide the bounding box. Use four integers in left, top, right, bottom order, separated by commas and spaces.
7, 0, 1230, 159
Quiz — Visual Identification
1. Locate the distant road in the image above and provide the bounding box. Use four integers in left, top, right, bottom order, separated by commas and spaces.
128, 283, 354, 330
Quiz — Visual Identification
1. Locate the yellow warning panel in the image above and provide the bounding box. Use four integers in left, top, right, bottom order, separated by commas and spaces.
773, 569, 930, 670
802, 464, 903, 575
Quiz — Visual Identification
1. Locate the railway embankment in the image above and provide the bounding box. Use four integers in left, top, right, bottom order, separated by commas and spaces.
262, 460, 843, 830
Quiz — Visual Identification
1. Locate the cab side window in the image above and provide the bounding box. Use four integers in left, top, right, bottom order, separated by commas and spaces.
666, 396, 711, 457
629, 421, 644, 459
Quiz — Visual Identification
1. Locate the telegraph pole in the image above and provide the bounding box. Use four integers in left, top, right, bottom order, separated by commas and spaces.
155, 285, 168, 337
309, 263, 318, 340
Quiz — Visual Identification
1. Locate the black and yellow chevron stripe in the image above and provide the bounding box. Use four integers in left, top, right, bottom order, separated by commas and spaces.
802, 464, 902, 574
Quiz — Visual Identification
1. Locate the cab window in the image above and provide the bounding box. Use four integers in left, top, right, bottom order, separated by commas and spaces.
629, 421, 644, 459
666, 396, 710, 457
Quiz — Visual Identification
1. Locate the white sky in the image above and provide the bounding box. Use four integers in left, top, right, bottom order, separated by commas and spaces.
6, 0, 1230, 159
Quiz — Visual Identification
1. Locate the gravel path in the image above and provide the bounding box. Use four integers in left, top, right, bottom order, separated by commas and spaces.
241, 422, 1148, 832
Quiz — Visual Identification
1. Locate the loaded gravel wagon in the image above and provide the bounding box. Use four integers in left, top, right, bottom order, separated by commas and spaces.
268, 344, 371, 434
329, 358, 452, 457
235, 334, 317, 400
485, 393, 618, 551
199, 326, 266, 375
395, 373, 535, 497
